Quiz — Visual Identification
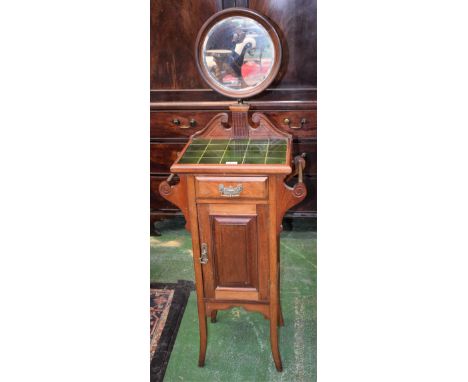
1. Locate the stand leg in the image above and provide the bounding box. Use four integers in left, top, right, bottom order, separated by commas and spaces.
270, 315, 283, 371
277, 264, 284, 326
278, 297, 284, 326
197, 306, 208, 367
210, 310, 218, 323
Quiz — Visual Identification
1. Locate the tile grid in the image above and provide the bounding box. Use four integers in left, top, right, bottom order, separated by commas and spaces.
197, 138, 212, 164
264, 138, 270, 164
219, 138, 232, 164
241, 138, 251, 165
180, 138, 287, 165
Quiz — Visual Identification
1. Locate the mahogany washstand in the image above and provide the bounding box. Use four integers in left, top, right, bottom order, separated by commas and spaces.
159, 8, 307, 372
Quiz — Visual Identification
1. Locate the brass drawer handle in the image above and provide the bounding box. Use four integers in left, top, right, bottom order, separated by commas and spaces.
200, 243, 208, 264
172, 118, 196, 129
218, 184, 243, 197
283, 118, 307, 129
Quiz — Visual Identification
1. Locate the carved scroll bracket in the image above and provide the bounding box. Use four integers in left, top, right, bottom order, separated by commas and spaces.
187, 106, 294, 141
159, 175, 191, 232
251, 112, 292, 140
276, 157, 308, 233
190, 113, 230, 139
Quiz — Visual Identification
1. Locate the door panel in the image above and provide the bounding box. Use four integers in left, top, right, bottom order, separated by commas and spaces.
197, 203, 269, 301
212, 215, 258, 288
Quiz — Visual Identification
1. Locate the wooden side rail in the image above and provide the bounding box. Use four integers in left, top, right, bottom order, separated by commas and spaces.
159, 174, 191, 232
276, 155, 308, 232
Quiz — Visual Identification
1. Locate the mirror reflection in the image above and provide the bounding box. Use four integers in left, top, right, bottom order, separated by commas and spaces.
202, 16, 275, 92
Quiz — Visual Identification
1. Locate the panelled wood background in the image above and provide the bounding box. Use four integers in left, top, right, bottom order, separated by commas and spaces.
151, 0, 317, 229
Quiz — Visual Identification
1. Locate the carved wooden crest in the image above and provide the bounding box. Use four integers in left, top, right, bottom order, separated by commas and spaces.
191, 103, 292, 140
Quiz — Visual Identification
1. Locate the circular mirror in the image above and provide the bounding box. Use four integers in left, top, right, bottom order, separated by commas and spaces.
196, 9, 282, 99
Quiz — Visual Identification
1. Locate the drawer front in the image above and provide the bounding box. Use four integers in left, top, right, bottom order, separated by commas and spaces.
151, 112, 217, 139
150, 142, 185, 174
263, 111, 316, 139
195, 176, 268, 200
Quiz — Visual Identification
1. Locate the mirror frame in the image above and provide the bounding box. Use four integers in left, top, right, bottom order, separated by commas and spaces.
195, 8, 282, 99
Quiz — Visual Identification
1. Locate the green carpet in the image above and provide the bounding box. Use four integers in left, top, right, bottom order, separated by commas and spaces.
151, 218, 316, 382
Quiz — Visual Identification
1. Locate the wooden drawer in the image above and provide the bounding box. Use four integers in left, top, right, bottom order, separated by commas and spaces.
195, 176, 268, 200
150, 142, 185, 174
262, 111, 316, 139
151, 112, 218, 139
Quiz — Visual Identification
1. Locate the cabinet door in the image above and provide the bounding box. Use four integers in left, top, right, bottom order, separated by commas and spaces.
197, 204, 269, 301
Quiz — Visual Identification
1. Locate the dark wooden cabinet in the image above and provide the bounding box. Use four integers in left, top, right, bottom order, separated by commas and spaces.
151, 0, 317, 229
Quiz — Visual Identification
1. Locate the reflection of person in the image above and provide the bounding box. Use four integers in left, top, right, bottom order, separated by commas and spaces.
228, 28, 253, 77
207, 25, 247, 51
207, 25, 255, 85
232, 29, 246, 47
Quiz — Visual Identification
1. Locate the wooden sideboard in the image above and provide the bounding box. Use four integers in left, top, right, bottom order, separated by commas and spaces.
151, 0, 317, 232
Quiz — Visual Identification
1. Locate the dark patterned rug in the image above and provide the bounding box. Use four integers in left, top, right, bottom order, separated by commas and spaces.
150, 280, 194, 382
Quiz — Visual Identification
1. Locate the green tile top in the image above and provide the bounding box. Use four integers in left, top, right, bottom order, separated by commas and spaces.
178, 138, 288, 165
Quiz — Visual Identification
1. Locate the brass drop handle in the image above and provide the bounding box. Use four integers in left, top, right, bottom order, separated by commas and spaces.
283, 118, 307, 129
200, 243, 208, 264
219, 184, 243, 197
172, 118, 196, 129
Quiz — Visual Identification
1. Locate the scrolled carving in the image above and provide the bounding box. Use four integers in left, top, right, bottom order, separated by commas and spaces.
292, 182, 307, 198
250, 112, 292, 140
219, 113, 229, 124
157, 175, 191, 232
158, 181, 172, 196
251, 112, 262, 124
276, 176, 308, 233
191, 112, 231, 139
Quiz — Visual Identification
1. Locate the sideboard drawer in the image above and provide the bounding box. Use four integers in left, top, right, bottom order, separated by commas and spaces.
262, 111, 316, 139
150, 142, 185, 174
195, 176, 268, 200
151, 112, 218, 139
